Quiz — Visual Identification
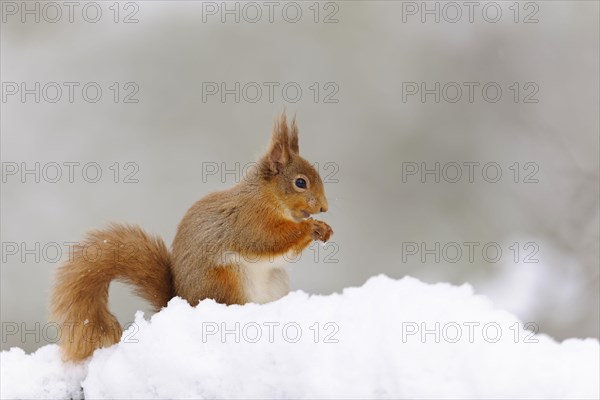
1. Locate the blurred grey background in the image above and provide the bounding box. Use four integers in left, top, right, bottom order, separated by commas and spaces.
1, 1, 598, 353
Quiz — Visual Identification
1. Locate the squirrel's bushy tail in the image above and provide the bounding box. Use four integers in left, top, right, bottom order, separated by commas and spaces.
50, 223, 173, 362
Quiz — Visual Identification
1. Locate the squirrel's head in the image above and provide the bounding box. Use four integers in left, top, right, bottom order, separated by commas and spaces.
257, 112, 329, 222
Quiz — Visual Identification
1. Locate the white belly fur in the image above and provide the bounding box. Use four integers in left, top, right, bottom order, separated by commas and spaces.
231, 252, 290, 304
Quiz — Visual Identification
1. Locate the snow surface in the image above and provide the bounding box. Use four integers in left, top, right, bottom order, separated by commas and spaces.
1, 275, 598, 399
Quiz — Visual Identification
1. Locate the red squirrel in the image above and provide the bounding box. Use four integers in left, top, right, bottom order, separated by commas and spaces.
50, 113, 333, 362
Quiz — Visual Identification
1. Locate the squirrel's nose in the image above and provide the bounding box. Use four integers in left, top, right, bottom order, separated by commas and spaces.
319, 197, 329, 213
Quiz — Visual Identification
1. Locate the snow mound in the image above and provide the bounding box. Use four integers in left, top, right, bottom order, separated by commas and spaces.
2, 275, 598, 399
0, 345, 86, 399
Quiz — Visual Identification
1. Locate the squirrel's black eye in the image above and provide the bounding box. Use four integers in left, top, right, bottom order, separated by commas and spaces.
295, 178, 307, 189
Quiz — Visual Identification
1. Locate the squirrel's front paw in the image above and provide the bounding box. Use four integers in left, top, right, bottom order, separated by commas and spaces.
309, 220, 333, 242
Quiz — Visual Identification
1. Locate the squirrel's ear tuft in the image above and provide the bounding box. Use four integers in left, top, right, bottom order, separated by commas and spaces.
289, 114, 299, 154
264, 112, 290, 175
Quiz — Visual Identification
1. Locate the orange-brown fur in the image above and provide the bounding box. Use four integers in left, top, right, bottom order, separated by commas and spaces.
51, 224, 173, 362
50, 113, 332, 362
